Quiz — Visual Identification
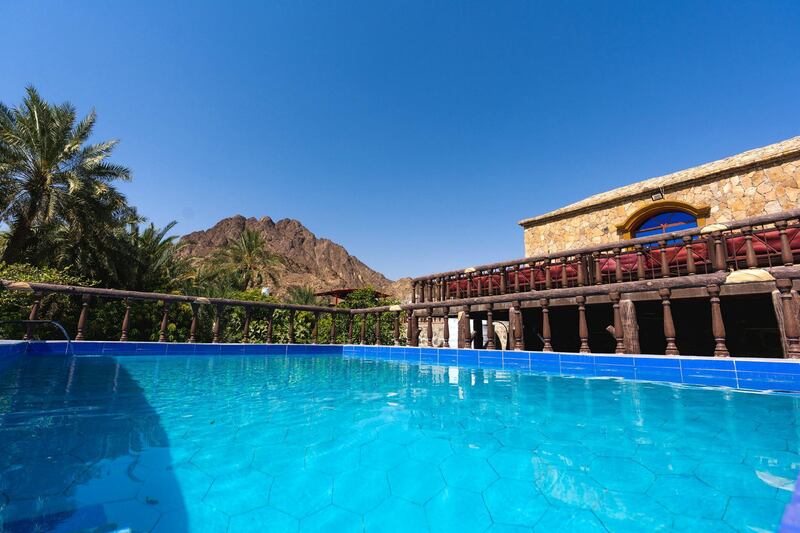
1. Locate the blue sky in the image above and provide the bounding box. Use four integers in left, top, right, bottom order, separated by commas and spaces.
1, 1, 799, 280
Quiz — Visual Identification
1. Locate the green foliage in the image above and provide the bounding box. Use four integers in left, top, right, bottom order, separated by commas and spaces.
284, 285, 320, 306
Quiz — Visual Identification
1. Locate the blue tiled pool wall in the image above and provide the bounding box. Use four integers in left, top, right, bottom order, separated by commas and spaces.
11, 340, 800, 393
0, 340, 26, 373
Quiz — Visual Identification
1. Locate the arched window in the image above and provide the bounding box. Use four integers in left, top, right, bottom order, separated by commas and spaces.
633, 210, 698, 238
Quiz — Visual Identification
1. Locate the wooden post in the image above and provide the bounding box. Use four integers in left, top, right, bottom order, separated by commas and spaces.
329, 313, 336, 344
360, 314, 367, 345
708, 285, 729, 357
411, 282, 417, 304
593, 253, 602, 285
610, 292, 624, 354
188, 302, 199, 343
776, 221, 795, 266
457, 310, 470, 349
540, 298, 553, 352
312, 311, 319, 344
120, 298, 132, 342
212, 304, 223, 343
24, 293, 42, 340
242, 307, 252, 344
288, 309, 296, 344
442, 307, 450, 348
576, 295, 590, 353
613, 248, 623, 283
267, 309, 274, 343
743, 226, 757, 268
75, 294, 91, 341
425, 309, 433, 347
444, 277, 451, 300
486, 306, 495, 350
513, 265, 520, 293
576, 254, 585, 286
635, 245, 646, 280
682, 236, 696, 275
393, 312, 400, 346
659, 240, 670, 278
659, 288, 679, 355
545, 258, 553, 289
776, 280, 800, 358
499, 267, 507, 294
347, 314, 354, 344
375, 312, 381, 345
712, 232, 727, 272
560, 257, 569, 287
158, 302, 170, 342
511, 302, 524, 350
406, 310, 416, 347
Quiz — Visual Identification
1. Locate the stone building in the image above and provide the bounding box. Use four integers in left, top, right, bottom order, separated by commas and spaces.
519, 137, 800, 257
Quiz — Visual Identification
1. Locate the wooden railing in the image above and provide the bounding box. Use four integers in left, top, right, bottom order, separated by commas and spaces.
410, 208, 800, 303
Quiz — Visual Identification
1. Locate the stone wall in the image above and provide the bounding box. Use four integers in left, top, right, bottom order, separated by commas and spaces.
521, 139, 800, 257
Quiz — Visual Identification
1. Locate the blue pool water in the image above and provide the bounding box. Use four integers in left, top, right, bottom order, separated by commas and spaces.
0, 352, 798, 532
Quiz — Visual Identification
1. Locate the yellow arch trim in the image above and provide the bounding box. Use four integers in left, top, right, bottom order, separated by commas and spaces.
616, 200, 711, 239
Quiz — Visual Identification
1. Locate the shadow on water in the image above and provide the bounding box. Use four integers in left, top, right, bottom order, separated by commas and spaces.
0, 355, 188, 532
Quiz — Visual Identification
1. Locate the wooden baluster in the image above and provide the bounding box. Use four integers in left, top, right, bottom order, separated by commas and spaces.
514, 265, 521, 292
742, 226, 757, 268
242, 307, 252, 344
425, 309, 433, 347
440, 279, 446, 301
454, 275, 462, 299
576, 254, 585, 286
347, 314, 354, 344
682, 236, 696, 275
375, 312, 381, 345
776, 220, 795, 266
777, 279, 800, 358
500, 267, 507, 294
267, 309, 275, 343
540, 298, 553, 352
393, 311, 400, 346
288, 309, 296, 344
212, 304, 223, 343
708, 285, 729, 357
476, 274, 483, 297
613, 248, 623, 283
75, 295, 91, 341
486, 305, 496, 350
658, 240, 670, 278
419, 282, 425, 303
512, 301, 524, 350
712, 231, 727, 272
329, 313, 336, 344
411, 281, 417, 304
188, 302, 199, 343
659, 288, 679, 355
406, 310, 416, 347
359, 314, 367, 345
545, 258, 553, 290
442, 307, 450, 348
158, 301, 170, 342
312, 311, 319, 344
444, 276, 451, 300
560, 257, 568, 287
593, 252, 602, 285
576, 295, 590, 353
610, 292, 624, 354
24, 292, 42, 340
635, 245, 646, 281
120, 298, 132, 342
457, 309, 470, 349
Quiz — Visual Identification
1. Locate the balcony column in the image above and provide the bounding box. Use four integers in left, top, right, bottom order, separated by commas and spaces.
486, 305, 495, 350
75, 295, 91, 341
120, 299, 132, 342
659, 288, 679, 355
288, 309, 296, 344
682, 236, 696, 275
329, 313, 336, 344
426, 308, 433, 347
743, 226, 758, 268
545, 258, 553, 289
593, 252, 602, 285
359, 314, 367, 345
511, 301, 524, 351
560, 257, 569, 287
613, 248, 623, 283
540, 298, 553, 351
707, 285, 729, 357
659, 240, 670, 278
212, 304, 223, 343
24, 292, 43, 340
610, 292, 624, 354
393, 311, 400, 346
411, 281, 417, 304
776, 220, 795, 266
188, 302, 199, 343
577, 295, 590, 353
777, 279, 800, 359
635, 245, 646, 280
442, 307, 450, 348
576, 254, 586, 286
158, 302, 170, 342
312, 311, 319, 344
444, 277, 451, 300
457, 309, 470, 349
407, 310, 419, 347
266, 309, 274, 343
500, 267, 507, 294
712, 231, 727, 272
242, 307, 252, 344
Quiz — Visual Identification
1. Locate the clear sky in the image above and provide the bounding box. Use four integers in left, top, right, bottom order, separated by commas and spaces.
1, 1, 799, 280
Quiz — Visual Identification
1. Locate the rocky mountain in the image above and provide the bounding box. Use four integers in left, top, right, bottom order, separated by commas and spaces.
178, 215, 411, 300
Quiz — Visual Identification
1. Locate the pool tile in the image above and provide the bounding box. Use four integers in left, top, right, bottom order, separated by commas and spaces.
534, 506, 607, 532
488, 449, 537, 480
227, 506, 297, 533
360, 440, 408, 470
440, 454, 498, 492
724, 496, 786, 531
364, 497, 428, 533
333, 467, 389, 513
588, 456, 655, 493
681, 358, 735, 371
270, 470, 333, 518
300, 505, 361, 533
102, 499, 161, 532
407, 437, 453, 465
203, 469, 273, 515
595, 364, 636, 379
482, 478, 549, 527
633, 357, 680, 369
424, 487, 492, 533
648, 475, 728, 519
387, 459, 445, 504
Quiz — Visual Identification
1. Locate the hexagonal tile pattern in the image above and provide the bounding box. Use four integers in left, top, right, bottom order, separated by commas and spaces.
360, 440, 408, 470
483, 478, 549, 527
270, 469, 333, 518
333, 467, 390, 513
441, 454, 498, 492
387, 459, 446, 504
300, 504, 362, 532
203, 469, 273, 515
588, 456, 655, 493
365, 496, 428, 533
424, 487, 492, 533
228, 506, 298, 533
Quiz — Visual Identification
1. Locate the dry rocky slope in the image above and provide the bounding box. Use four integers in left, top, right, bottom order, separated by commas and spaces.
179, 215, 411, 300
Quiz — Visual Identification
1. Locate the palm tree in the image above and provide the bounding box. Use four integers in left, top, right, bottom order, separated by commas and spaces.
123, 221, 192, 291
285, 285, 320, 306
210, 228, 283, 291
0, 86, 134, 265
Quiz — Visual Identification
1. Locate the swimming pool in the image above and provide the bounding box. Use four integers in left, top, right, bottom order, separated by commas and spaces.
0, 350, 798, 532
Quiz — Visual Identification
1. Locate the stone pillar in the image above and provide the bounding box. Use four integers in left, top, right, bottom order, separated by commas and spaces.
457, 310, 470, 349
776, 279, 800, 358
